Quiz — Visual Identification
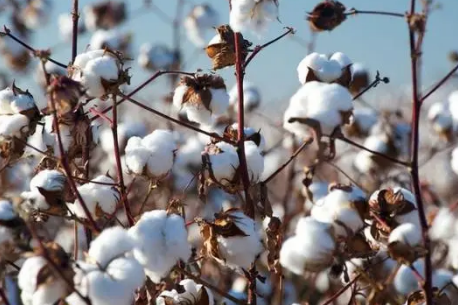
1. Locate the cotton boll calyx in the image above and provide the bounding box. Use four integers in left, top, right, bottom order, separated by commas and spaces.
199, 209, 264, 270
18, 242, 74, 305
68, 227, 145, 305
69, 175, 119, 220
284, 81, 353, 138
157, 279, 215, 305
206, 25, 252, 70
311, 184, 366, 239
230, 0, 279, 34
280, 217, 336, 274
184, 4, 219, 47
173, 74, 230, 125
297, 52, 352, 85
21, 169, 67, 215
138, 44, 176, 71
224, 123, 266, 151
70, 50, 128, 98
129, 210, 191, 283
229, 81, 261, 112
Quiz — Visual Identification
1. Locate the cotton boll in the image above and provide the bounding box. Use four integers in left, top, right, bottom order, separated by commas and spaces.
70, 175, 119, 219
389, 223, 421, 246
280, 217, 336, 274
429, 207, 456, 241
137, 44, 176, 71
88, 227, 135, 268
230, 0, 279, 34
244, 141, 264, 183
284, 81, 353, 137
229, 81, 261, 112
216, 210, 264, 269
303, 181, 329, 210
0, 114, 29, 137
184, 4, 219, 47
428, 102, 453, 135
21, 0, 52, 29
207, 142, 240, 185
297, 53, 343, 84
129, 210, 191, 283
21, 169, 66, 211
0, 87, 36, 114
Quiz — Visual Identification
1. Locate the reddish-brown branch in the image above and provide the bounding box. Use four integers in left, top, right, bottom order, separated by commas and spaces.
111, 93, 134, 227
71, 0, 79, 63
421, 63, 458, 103
116, 92, 236, 145
263, 137, 313, 184
243, 27, 295, 69
407, 1, 433, 303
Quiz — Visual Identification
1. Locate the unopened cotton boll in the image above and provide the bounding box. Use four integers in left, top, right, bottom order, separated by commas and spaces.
21, 169, 66, 211
215, 210, 264, 269
125, 129, 177, 178
229, 81, 261, 112
297, 52, 351, 84
70, 175, 119, 220
157, 279, 215, 305
310, 186, 366, 238
230, 0, 279, 34
71, 50, 123, 98
280, 217, 336, 274
129, 210, 191, 283
283, 81, 353, 137
173, 74, 230, 125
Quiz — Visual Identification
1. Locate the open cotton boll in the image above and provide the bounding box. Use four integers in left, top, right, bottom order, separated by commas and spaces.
244, 141, 264, 183
230, 0, 279, 34
129, 210, 191, 283
353, 134, 389, 174
389, 223, 421, 246
297, 53, 343, 84
280, 217, 336, 274
0, 114, 29, 137
157, 279, 215, 305
70, 175, 119, 219
428, 102, 453, 133
184, 4, 219, 47
99, 121, 147, 154
87, 227, 135, 268
18, 256, 68, 305
207, 142, 240, 185
216, 210, 264, 269
0, 87, 36, 114
229, 81, 261, 112
310, 186, 365, 238
303, 181, 329, 210
284, 81, 353, 136
430, 207, 456, 241
21, 169, 66, 211
138, 44, 175, 71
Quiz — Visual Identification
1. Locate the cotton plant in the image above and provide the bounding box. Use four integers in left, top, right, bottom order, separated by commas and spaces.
297, 52, 352, 85
173, 74, 230, 125
21, 169, 67, 216
283, 81, 354, 139
184, 4, 219, 47
138, 43, 177, 71
18, 242, 73, 305
66, 227, 145, 305
124, 129, 177, 180
68, 175, 119, 220
199, 209, 264, 270
70, 49, 129, 98
230, 0, 279, 34
156, 279, 215, 305
229, 81, 261, 113
128, 209, 191, 283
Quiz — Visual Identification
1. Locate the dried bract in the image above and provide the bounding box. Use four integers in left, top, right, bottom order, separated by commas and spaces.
307, 1, 347, 32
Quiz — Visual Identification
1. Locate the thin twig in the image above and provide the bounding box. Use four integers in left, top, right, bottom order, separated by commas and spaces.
346, 8, 405, 18
263, 138, 313, 184
421, 63, 458, 103
71, 0, 79, 63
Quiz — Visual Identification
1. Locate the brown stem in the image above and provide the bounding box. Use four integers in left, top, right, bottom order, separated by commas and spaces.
73, 220, 79, 259
346, 9, 405, 18
111, 93, 134, 227
1, 26, 67, 68
71, 0, 79, 63
407, 1, 433, 304
263, 138, 313, 184
92, 70, 195, 120
116, 92, 236, 145
421, 63, 458, 103
175, 266, 245, 305
243, 27, 295, 69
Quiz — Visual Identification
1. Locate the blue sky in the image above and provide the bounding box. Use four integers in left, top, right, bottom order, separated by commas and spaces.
1, 0, 457, 105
